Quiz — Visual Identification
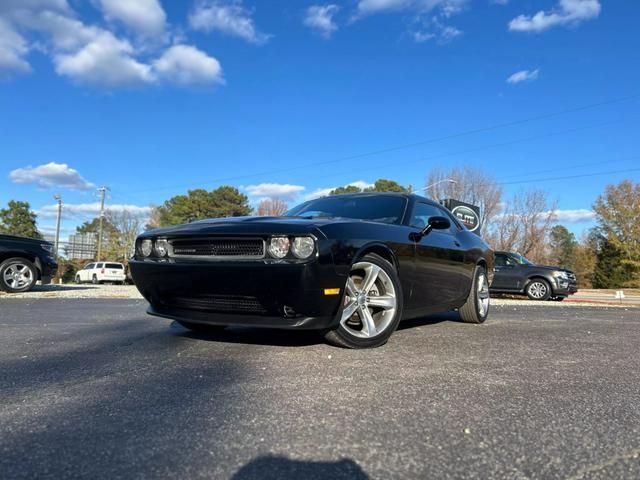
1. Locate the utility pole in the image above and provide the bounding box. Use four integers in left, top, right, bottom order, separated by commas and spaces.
96, 187, 107, 261
53, 194, 62, 258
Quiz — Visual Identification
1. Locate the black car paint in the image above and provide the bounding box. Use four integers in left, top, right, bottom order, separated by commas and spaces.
490, 251, 578, 298
130, 193, 494, 329
0, 234, 58, 284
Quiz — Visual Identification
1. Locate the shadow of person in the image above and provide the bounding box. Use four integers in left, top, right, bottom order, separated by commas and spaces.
231, 455, 369, 480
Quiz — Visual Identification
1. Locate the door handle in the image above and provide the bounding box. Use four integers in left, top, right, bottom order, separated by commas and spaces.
454, 241, 461, 247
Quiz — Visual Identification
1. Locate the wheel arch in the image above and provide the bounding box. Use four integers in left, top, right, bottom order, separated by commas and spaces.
354, 242, 399, 272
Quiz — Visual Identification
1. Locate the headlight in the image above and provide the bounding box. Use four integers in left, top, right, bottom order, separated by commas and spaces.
291, 236, 315, 259
140, 239, 153, 257
155, 239, 169, 257
40, 243, 53, 253
268, 236, 290, 259
554, 271, 569, 279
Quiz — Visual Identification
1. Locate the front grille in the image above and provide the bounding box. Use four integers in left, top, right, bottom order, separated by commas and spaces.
567, 272, 577, 282
169, 294, 267, 314
170, 238, 264, 258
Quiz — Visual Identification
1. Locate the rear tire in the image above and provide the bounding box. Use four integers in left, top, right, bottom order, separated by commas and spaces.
92, 275, 98, 285
175, 320, 226, 333
324, 253, 403, 349
459, 265, 490, 324
526, 278, 551, 301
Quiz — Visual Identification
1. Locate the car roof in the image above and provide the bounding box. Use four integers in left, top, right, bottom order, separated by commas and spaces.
321, 192, 439, 205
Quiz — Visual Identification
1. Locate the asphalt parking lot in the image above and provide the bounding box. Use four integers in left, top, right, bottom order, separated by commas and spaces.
1, 299, 639, 479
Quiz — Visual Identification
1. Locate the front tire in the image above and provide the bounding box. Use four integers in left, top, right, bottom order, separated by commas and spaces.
459, 265, 490, 324
325, 253, 403, 349
526, 279, 551, 301
0, 258, 38, 293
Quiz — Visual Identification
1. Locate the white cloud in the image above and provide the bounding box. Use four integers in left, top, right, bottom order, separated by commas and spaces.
304, 5, 340, 38
357, 0, 468, 16
189, 0, 270, 44
305, 180, 374, 200
38, 202, 152, 220
54, 31, 154, 87
245, 183, 305, 202
355, 1, 466, 43
9, 162, 95, 191
509, 0, 601, 33
552, 209, 596, 223
412, 16, 462, 43
0, 18, 31, 75
153, 44, 223, 86
98, 0, 166, 37
506, 68, 539, 84
0, 1, 226, 90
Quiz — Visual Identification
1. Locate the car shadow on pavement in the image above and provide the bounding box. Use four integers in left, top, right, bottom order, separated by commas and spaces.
29, 284, 97, 292
231, 455, 368, 480
171, 321, 325, 348
397, 311, 461, 331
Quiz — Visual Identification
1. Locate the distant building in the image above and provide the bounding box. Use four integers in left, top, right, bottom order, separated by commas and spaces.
65, 232, 97, 260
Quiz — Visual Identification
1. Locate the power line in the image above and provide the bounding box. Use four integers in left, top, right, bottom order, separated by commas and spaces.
283, 118, 638, 188
115, 93, 639, 198
497, 165, 640, 186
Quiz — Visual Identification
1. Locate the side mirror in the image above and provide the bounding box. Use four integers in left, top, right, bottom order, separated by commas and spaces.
410, 216, 451, 241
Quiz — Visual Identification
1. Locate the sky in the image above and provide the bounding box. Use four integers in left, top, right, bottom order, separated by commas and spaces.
0, 0, 638, 242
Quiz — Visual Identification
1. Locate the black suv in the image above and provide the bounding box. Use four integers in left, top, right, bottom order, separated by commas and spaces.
0, 235, 58, 293
490, 251, 578, 301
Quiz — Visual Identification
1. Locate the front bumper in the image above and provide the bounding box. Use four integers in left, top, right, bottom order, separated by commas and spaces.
37, 256, 58, 285
554, 279, 578, 297
129, 258, 346, 330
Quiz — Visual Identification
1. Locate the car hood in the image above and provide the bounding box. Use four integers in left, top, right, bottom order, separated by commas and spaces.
0, 234, 51, 247
142, 216, 363, 238
529, 264, 575, 275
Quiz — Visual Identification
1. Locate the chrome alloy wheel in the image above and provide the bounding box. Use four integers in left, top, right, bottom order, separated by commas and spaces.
527, 281, 548, 299
477, 271, 490, 317
3, 263, 34, 290
340, 261, 397, 338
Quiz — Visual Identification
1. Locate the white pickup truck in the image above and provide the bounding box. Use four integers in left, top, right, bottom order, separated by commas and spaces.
75, 262, 126, 285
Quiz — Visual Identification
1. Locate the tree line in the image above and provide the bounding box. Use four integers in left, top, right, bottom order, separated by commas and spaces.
1, 173, 638, 288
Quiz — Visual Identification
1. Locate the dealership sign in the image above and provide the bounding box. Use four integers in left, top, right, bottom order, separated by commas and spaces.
441, 199, 482, 235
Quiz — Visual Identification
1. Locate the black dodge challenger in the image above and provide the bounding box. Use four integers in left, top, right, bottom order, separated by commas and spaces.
130, 193, 494, 348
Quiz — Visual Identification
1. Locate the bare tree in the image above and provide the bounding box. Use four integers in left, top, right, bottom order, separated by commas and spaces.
106, 209, 144, 262
485, 189, 557, 263
426, 166, 503, 229
145, 205, 162, 230
255, 198, 288, 216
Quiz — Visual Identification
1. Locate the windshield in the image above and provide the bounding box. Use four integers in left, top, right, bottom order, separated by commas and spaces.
511, 253, 533, 265
285, 195, 407, 225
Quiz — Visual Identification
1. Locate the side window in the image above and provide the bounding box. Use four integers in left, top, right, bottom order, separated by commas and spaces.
496, 254, 515, 267
96, 263, 103, 269
410, 203, 443, 229
437, 206, 461, 232
85, 263, 95, 270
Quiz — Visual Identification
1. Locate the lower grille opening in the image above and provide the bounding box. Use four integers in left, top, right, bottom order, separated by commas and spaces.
167, 294, 268, 315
